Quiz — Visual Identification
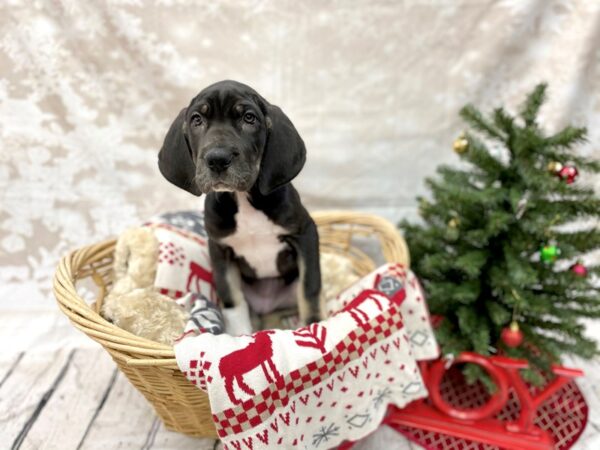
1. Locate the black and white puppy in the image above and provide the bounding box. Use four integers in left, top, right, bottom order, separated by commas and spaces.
158, 80, 322, 324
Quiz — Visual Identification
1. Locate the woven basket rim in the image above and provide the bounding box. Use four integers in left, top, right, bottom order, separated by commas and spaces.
52, 210, 409, 368
54, 239, 175, 362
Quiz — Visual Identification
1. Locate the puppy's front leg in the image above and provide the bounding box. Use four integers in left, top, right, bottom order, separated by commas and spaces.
209, 240, 244, 308
294, 219, 323, 324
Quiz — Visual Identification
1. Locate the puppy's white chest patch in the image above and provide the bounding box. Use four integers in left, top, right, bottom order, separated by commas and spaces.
221, 193, 288, 278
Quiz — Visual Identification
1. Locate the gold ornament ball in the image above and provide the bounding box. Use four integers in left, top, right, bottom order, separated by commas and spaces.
448, 217, 460, 228
547, 161, 563, 174
453, 135, 469, 154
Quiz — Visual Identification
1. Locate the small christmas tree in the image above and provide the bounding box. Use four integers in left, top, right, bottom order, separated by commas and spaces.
401, 84, 600, 385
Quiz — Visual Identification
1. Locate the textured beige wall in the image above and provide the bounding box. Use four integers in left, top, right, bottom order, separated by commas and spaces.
1, 0, 599, 310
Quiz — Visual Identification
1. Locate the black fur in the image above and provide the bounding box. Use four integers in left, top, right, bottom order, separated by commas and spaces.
158, 80, 321, 323
157, 108, 202, 196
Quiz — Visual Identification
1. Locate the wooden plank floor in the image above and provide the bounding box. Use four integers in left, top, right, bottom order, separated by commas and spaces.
0, 348, 219, 450
1, 314, 598, 449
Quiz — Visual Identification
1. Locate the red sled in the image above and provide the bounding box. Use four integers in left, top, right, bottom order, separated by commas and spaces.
341, 352, 586, 450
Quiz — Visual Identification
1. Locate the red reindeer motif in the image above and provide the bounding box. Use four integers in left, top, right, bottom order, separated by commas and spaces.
219, 330, 283, 404
344, 289, 385, 326
187, 260, 213, 293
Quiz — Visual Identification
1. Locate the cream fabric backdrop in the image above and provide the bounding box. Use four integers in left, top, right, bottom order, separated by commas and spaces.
1, 0, 599, 313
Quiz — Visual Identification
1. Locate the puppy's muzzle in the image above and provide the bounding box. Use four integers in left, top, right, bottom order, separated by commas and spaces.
205, 147, 239, 174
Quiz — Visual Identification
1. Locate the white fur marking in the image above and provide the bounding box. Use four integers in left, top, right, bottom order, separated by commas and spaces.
220, 193, 288, 278
212, 186, 235, 192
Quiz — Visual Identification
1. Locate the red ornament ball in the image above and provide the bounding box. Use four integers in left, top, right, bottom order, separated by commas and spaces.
557, 165, 579, 184
501, 322, 524, 348
571, 262, 588, 278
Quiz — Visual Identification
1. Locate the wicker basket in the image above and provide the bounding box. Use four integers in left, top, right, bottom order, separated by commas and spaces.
52, 211, 410, 438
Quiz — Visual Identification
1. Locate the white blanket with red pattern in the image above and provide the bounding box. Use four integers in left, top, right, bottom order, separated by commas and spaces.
175, 263, 439, 449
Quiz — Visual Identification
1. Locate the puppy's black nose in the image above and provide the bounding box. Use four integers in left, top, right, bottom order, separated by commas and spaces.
205, 148, 235, 173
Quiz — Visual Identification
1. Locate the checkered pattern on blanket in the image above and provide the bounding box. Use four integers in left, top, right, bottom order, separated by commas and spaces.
175, 263, 439, 449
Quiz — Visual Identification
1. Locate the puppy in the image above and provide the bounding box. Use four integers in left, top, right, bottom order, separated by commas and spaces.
158, 80, 322, 324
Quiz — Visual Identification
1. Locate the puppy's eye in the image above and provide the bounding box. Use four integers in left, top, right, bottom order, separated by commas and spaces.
191, 113, 203, 127
243, 112, 257, 124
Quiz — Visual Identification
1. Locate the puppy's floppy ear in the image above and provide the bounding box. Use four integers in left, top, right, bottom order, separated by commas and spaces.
258, 103, 306, 195
158, 107, 202, 196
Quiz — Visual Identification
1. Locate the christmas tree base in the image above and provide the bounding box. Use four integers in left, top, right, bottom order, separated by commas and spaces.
385, 353, 588, 450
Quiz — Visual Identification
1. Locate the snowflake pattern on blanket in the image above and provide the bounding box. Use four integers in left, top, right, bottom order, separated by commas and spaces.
175, 264, 439, 449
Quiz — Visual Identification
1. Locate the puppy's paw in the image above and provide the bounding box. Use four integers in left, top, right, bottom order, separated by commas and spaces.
302, 314, 322, 326
298, 292, 325, 326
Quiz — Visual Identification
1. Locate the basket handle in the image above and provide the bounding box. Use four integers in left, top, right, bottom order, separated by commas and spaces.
312, 210, 410, 267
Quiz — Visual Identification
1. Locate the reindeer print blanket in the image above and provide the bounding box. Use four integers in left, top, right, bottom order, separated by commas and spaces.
175, 263, 439, 449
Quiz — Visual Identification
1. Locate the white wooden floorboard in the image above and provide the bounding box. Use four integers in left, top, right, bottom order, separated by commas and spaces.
354, 425, 421, 450
80, 371, 159, 450
0, 349, 74, 448
0, 352, 24, 389
81, 370, 218, 450
149, 421, 217, 450
0, 308, 596, 448
20, 349, 117, 450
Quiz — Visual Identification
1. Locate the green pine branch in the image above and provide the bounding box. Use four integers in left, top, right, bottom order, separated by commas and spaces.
493, 107, 515, 134
400, 83, 600, 389
544, 126, 587, 149
542, 153, 600, 174
460, 105, 506, 142
460, 133, 506, 174
520, 83, 547, 127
